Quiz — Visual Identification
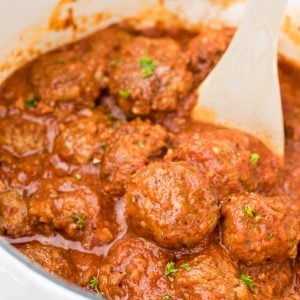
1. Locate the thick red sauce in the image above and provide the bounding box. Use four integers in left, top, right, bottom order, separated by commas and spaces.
0, 24, 299, 299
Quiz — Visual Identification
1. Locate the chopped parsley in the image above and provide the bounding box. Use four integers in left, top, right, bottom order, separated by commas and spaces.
249, 153, 260, 165
180, 263, 192, 271
162, 295, 172, 300
138, 141, 145, 149
243, 205, 254, 218
268, 231, 273, 239
57, 58, 67, 64
73, 173, 82, 181
139, 56, 156, 78
88, 276, 99, 290
119, 89, 131, 99
106, 114, 114, 121
25, 96, 40, 109
70, 213, 86, 229
165, 261, 178, 276
240, 274, 254, 289
243, 204, 263, 221
110, 58, 120, 67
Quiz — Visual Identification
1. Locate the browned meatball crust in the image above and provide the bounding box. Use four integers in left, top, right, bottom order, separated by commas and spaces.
168, 128, 280, 201
0, 116, 46, 157
239, 260, 294, 299
109, 36, 193, 116
29, 27, 131, 107
174, 244, 251, 299
186, 27, 235, 82
16, 242, 76, 281
99, 235, 174, 300
221, 193, 299, 264
100, 119, 169, 196
125, 161, 219, 248
27, 177, 118, 249
54, 109, 114, 164
0, 190, 31, 237
30, 43, 105, 106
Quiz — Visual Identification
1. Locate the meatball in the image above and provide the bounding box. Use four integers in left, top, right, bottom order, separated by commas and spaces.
0, 116, 46, 157
221, 193, 299, 264
125, 161, 219, 248
27, 177, 118, 248
109, 36, 193, 116
168, 128, 280, 200
174, 244, 251, 299
0, 190, 31, 237
30, 43, 105, 105
54, 109, 114, 164
239, 260, 293, 299
99, 235, 174, 300
29, 27, 131, 107
100, 119, 169, 196
186, 27, 235, 82
16, 242, 75, 281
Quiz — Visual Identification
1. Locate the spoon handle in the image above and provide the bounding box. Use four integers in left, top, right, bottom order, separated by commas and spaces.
235, 0, 288, 58
195, 0, 288, 156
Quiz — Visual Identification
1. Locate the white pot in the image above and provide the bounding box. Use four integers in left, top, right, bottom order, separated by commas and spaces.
0, 1, 299, 299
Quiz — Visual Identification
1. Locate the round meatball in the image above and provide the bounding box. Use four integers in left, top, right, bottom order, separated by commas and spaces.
125, 161, 219, 248
99, 235, 174, 300
174, 244, 251, 299
16, 242, 75, 282
30, 45, 105, 105
0, 190, 31, 237
30, 27, 131, 107
54, 109, 114, 164
0, 116, 46, 157
186, 27, 235, 82
27, 177, 118, 248
100, 119, 169, 196
221, 193, 299, 264
109, 36, 193, 116
168, 128, 280, 200
239, 260, 293, 299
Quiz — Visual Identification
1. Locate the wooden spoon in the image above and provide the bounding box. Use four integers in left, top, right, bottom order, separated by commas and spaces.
192, 0, 287, 158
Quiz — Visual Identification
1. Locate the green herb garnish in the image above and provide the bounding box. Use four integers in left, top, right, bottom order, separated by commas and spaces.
106, 114, 114, 121
139, 56, 156, 78
57, 58, 67, 64
180, 263, 192, 271
73, 173, 82, 181
243, 204, 263, 222
165, 261, 178, 276
243, 205, 254, 218
240, 274, 254, 289
25, 96, 40, 109
88, 276, 99, 290
268, 231, 273, 239
70, 213, 86, 229
138, 141, 145, 149
111, 58, 120, 67
250, 153, 260, 165
162, 295, 172, 300
119, 89, 131, 99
